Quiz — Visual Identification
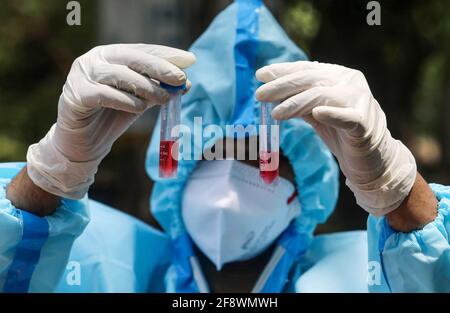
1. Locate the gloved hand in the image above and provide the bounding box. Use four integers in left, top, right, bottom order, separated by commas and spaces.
27, 44, 196, 199
255, 61, 416, 216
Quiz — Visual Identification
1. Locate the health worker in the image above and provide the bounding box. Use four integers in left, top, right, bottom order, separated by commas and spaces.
0, 0, 448, 293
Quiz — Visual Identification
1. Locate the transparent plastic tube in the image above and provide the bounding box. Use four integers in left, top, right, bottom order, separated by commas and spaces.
259, 102, 279, 184
159, 82, 185, 178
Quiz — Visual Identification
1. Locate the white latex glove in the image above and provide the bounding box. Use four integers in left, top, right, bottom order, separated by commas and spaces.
255, 61, 416, 216
27, 44, 196, 199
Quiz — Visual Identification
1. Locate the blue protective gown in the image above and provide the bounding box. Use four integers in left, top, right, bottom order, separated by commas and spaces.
2, 0, 448, 294
55, 201, 369, 293
0, 163, 448, 292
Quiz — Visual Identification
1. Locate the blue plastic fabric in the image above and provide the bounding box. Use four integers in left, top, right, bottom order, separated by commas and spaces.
146, 0, 339, 292
55, 200, 368, 293
52, 205, 368, 293
55, 200, 172, 293
0, 162, 173, 293
165, 234, 199, 292
259, 225, 310, 292
0, 161, 370, 293
3, 211, 49, 292
0, 162, 89, 292
160, 82, 186, 94
293, 231, 369, 292
232, 0, 261, 126
367, 183, 450, 292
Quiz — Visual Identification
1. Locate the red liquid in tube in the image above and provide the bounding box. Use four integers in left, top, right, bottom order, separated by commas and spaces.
259, 151, 279, 184
259, 102, 280, 184
158, 82, 184, 179
159, 140, 178, 178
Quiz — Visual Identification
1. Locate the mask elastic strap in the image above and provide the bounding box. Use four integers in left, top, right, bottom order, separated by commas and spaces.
170, 233, 211, 293
251, 225, 311, 293
251, 245, 286, 293
189, 256, 210, 293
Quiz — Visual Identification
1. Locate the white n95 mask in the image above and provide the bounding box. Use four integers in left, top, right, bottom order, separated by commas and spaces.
182, 160, 301, 270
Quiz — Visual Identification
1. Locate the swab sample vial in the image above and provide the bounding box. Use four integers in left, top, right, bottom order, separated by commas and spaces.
159, 82, 185, 178
259, 102, 280, 184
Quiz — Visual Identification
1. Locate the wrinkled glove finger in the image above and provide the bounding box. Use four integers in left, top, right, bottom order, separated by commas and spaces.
93, 63, 170, 106
255, 69, 338, 102
256, 61, 344, 82
93, 82, 159, 114
102, 46, 187, 86
312, 106, 362, 131
127, 44, 196, 69
271, 86, 334, 120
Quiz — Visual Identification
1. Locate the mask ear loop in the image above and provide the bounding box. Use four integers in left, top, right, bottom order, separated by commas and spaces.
252, 189, 299, 292
251, 217, 311, 293
189, 256, 210, 293
251, 245, 286, 293
169, 234, 211, 292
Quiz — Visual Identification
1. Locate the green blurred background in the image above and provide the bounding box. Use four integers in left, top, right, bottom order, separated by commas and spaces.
0, 0, 449, 232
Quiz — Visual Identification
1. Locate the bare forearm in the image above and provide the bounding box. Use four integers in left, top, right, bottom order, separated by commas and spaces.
386, 172, 438, 232
6, 166, 60, 216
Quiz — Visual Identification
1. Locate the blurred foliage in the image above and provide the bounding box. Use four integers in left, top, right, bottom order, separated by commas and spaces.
283, 1, 321, 53
0, 0, 96, 161
0, 0, 449, 230
410, 0, 450, 171
281, 0, 450, 232
283, 0, 449, 161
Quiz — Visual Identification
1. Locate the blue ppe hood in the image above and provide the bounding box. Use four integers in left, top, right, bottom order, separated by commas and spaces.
146, 0, 339, 292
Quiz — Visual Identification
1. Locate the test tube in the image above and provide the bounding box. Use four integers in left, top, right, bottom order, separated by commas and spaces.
159, 82, 185, 178
259, 102, 280, 184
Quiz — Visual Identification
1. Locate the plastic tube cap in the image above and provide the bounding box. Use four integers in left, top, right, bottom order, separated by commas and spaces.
160, 82, 187, 94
